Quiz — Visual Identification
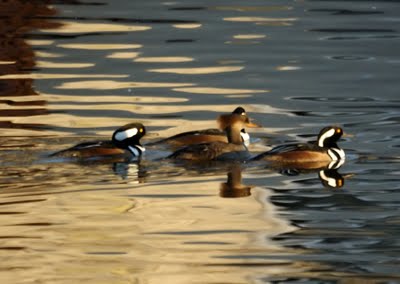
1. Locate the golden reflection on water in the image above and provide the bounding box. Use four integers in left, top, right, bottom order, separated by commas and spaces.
0, 0, 63, 136
0, 61, 16, 65
0, 163, 300, 283
134, 56, 194, 63
172, 23, 202, 29
147, 66, 244, 75
41, 21, 151, 33
26, 39, 55, 46
173, 87, 268, 95
58, 43, 143, 50
233, 34, 267, 39
224, 16, 297, 26
36, 61, 94, 68
223, 17, 297, 22
106, 52, 141, 59
0, 74, 128, 79
42, 93, 188, 104
0, 1, 331, 282
56, 80, 195, 90
35, 51, 64, 58
276, 65, 301, 71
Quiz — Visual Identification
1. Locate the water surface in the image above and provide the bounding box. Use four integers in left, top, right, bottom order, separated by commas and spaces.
1, 0, 400, 283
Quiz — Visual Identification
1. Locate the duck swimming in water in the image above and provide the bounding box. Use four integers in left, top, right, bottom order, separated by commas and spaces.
50, 123, 146, 161
148, 107, 258, 148
250, 126, 345, 169
168, 113, 252, 162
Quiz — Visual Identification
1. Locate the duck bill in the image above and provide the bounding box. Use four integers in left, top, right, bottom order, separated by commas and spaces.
245, 120, 261, 128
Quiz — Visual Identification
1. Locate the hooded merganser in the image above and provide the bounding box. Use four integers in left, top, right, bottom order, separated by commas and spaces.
168, 113, 251, 161
148, 107, 258, 148
251, 126, 345, 169
50, 123, 146, 160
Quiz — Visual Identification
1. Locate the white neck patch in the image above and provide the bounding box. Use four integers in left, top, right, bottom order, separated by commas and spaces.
318, 128, 335, 147
115, 128, 138, 141
127, 145, 145, 157
327, 148, 346, 161
328, 158, 345, 169
136, 145, 145, 152
240, 131, 250, 146
128, 146, 140, 156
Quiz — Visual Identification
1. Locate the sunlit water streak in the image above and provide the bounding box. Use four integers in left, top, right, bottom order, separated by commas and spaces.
0, 0, 400, 283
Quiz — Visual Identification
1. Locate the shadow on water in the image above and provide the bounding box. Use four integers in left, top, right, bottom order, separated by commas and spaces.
0, 1, 61, 131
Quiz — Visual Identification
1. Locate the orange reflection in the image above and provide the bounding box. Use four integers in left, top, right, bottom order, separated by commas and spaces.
0, 1, 61, 131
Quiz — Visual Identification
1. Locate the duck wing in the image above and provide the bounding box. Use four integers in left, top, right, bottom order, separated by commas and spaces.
168, 142, 244, 161
50, 140, 122, 158
62, 140, 113, 151
252, 142, 320, 160
148, 129, 224, 145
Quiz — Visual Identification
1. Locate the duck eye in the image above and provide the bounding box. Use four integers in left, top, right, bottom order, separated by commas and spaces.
139, 128, 143, 133
241, 112, 245, 115
336, 128, 341, 133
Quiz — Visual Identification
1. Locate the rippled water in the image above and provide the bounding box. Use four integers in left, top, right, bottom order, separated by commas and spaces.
1, 0, 400, 283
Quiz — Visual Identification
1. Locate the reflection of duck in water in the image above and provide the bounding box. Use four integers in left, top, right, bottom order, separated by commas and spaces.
219, 164, 252, 198
250, 126, 346, 188
168, 113, 253, 162
319, 167, 344, 188
250, 126, 345, 170
148, 107, 258, 148
280, 160, 345, 189
50, 123, 146, 161
112, 161, 147, 183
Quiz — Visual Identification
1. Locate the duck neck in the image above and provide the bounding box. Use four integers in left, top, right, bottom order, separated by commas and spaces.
127, 144, 145, 157
114, 138, 145, 157
226, 126, 243, 145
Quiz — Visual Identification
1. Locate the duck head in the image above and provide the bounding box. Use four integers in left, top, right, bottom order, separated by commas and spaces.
112, 123, 146, 156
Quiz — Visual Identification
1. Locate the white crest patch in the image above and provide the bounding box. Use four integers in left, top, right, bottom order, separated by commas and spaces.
115, 128, 138, 141
318, 128, 335, 147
